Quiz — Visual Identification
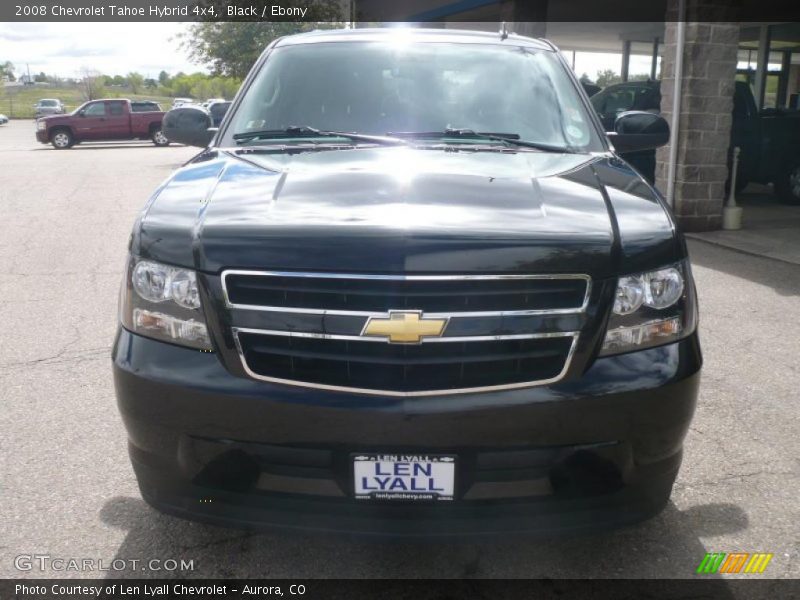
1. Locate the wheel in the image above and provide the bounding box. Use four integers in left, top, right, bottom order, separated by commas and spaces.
50, 129, 73, 149
775, 159, 800, 204
152, 128, 170, 147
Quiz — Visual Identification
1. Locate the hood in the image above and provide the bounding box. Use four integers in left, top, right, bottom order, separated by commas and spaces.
38, 113, 69, 123
134, 147, 680, 278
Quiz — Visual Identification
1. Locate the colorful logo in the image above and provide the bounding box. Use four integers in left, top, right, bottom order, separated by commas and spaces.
696, 552, 774, 574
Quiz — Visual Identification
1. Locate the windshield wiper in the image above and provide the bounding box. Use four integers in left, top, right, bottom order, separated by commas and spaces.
233, 126, 407, 146
389, 128, 575, 153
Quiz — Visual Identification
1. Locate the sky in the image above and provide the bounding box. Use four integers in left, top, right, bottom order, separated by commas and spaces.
564, 51, 659, 80
0, 22, 653, 82
0, 22, 202, 79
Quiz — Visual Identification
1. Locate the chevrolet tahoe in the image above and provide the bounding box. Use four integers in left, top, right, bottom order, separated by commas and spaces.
112, 29, 702, 536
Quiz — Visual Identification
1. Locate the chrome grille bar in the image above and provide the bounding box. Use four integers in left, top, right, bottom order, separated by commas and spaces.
221, 270, 592, 317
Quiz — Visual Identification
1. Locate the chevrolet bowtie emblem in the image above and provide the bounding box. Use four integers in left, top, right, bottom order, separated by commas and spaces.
362, 311, 448, 344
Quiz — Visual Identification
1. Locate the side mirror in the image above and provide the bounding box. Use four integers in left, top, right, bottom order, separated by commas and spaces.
162, 106, 215, 148
607, 111, 670, 154
78, 110, 85, 117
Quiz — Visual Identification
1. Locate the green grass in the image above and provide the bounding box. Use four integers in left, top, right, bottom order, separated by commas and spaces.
0, 85, 174, 119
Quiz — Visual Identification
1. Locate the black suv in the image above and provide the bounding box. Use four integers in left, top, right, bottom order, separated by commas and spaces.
113, 29, 701, 536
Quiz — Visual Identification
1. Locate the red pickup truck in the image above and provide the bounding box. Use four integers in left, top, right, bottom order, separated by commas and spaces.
35, 99, 169, 149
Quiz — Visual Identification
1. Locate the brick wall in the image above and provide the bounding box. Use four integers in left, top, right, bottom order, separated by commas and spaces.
655, 15, 740, 231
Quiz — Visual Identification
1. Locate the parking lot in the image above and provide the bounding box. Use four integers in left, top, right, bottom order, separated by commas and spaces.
1, 118, 798, 582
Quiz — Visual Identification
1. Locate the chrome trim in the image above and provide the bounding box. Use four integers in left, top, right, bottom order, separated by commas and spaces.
234, 327, 577, 344
231, 327, 579, 397
220, 270, 592, 317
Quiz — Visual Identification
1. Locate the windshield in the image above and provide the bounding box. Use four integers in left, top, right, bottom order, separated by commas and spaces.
40, 100, 58, 107
222, 41, 603, 151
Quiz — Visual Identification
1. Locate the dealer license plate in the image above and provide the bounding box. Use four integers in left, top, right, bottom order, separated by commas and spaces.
353, 454, 455, 501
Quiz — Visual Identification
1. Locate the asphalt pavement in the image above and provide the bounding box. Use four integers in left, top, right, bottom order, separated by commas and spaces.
1, 119, 798, 583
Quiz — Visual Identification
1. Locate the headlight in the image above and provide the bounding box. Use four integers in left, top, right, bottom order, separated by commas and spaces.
119, 256, 212, 350
131, 260, 201, 308
600, 260, 697, 356
37, 120, 46, 130
613, 276, 645, 315
642, 267, 684, 309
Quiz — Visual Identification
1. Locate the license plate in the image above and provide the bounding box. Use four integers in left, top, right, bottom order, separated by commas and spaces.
353, 454, 455, 501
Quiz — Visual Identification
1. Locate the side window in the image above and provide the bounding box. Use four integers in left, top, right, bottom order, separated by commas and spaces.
108, 101, 125, 116
600, 86, 637, 116
83, 102, 106, 117
631, 87, 658, 111
210, 103, 229, 119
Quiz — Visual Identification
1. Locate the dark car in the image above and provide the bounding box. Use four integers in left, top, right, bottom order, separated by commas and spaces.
591, 80, 800, 201
113, 28, 701, 537
35, 99, 168, 149
580, 80, 602, 97
591, 80, 662, 131
207, 100, 232, 127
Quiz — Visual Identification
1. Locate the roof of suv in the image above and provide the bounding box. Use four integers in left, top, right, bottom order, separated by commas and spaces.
274, 28, 556, 51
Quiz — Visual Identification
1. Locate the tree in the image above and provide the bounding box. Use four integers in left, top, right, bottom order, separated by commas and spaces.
595, 69, 622, 88
127, 72, 145, 94
79, 68, 105, 100
181, 9, 344, 79
144, 78, 158, 89
34, 71, 47, 83
158, 70, 171, 86
170, 72, 206, 97
0, 60, 14, 81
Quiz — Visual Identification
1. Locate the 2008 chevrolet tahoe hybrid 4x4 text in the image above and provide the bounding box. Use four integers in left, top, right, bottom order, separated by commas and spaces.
112, 29, 701, 536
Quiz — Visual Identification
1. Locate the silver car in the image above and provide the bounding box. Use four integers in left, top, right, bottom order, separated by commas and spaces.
34, 99, 65, 118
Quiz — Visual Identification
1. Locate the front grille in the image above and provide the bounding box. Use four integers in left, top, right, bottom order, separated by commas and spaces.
236, 330, 575, 394
222, 271, 589, 396
223, 271, 589, 315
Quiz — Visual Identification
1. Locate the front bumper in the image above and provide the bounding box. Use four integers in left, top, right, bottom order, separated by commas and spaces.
112, 328, 701, 537
35, 129, 49, 143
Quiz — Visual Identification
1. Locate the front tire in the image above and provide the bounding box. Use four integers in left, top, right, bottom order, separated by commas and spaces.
775, 159, 800, 204
50, 129, 73, 149
152, 128, 170, 147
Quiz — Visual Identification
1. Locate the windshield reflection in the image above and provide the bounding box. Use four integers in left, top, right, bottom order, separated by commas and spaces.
224, 40, 603, 152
